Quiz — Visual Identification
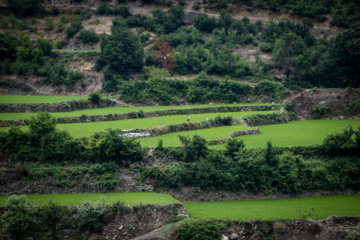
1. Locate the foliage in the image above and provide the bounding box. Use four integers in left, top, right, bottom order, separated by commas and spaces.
90, 129, 143, 166
179, 134, 208, 162
41, 201, 64, 237
225, 138, 245, 159
0, 31, 18, 61
254, 80, 286, 102
0, 195, 38, 239
7, 0, 45, 17
66, 16, 83, 37
101, 18, 144, 76
78, 29, 99, 45
89, 91, 102, 104
173, 220, 224, 240
72, 199, 110, 232
37, 38, 53, 56
312, 105, 334, 119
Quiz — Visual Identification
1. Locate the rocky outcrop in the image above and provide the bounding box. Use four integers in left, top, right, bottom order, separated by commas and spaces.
290, 88, 360, 119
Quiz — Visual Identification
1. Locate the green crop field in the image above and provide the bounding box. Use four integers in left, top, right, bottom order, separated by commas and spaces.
209, 119, 360, 149
0, 95, 88, 104
184, 195, 360, 220
0, 192, 180, 206
0, 103, 277, 120
139, 125, 252, 147
0, 111, 273, 137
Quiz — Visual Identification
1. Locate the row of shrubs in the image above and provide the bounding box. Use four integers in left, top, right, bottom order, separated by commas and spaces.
0, 195, 125, 239
140, 126, 360, 193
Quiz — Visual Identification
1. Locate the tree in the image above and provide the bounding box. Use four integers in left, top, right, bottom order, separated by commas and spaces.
272, 32, 306, 77
89, 91, 102, 104
179, 134, 208, 162
0, 31, 18, 61
1, 195, 38, 239
155, 41, 176, 73
37, 38, 53, 56
101, 18, 144, 76
28, 112, 57, 137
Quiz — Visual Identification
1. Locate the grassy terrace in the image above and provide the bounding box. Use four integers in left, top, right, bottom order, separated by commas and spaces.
209, 119, 360, 149
0, 192, 180, 206
0, 111, 266, 137
0, 95, 88, 104
184, 195, 360, 220
139, 125, 253, 147
0, 103, 277, 120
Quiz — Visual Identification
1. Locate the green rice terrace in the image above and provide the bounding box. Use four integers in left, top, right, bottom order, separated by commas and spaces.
1, 93, 360, 239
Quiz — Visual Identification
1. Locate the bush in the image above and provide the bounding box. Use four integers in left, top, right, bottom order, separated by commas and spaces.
66, 16, 83, 37
78, 29, 99, 45
95, 58, 107, 71
173, 220, 224, 240
0, 195, 38, 239
37, 38, 53, 56
72, 199, 110, 231
41, 201, 64, 238
89, 91, 102, 104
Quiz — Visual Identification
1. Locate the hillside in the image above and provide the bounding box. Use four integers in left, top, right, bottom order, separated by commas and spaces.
1, 1, 360, 240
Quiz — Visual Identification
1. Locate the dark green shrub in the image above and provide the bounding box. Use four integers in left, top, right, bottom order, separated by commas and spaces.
173, 220, 223, 240
179, 134, 208, 162
112, 200, 125, 214
78, 29, 99, 45
0, 195, 38, 239
95, 58, 107, 72
41, 201, 64, 239
72, 199, 110, 232
312, 105, 334, 119
259, 42, 273, 53
225, 138, 245, 159
37, 38, 53, 56
89, 91, 102, 104
66, 16, 83, 37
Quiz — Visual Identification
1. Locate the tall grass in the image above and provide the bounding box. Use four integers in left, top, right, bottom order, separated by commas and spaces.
0, 192, 180, 206
184, 195, 360, 220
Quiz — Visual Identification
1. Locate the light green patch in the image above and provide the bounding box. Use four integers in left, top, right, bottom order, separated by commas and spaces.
184, 195, 360, 220
0, 192, 180, 206
209, 119, 360, 149
139, 125, 253, 148
0, 111, 273, 137
0, 95, 88, 104
0, 103, 277, 120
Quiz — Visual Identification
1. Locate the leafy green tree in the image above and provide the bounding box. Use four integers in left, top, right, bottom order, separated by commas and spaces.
0, 31, 18, 61
1, 195, 38, 239
272, 32, 306, 77
225, 138, 245, 159
37, 38, 53, 56
179, 134, 208, 162
325, 22, 360, 87
72, 199, 110, 232
90, 129, 143, 166
194, 13, 217, 33
17, 34, 35, 62
7, 0, 45, 17
78, 29, 99, 45
41, 201, 64, 239
29, 112, 57, 136
101, 18, 144, 76
89, 91, 102, 104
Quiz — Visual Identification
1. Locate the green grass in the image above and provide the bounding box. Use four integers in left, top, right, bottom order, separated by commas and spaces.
0, 95, 88, 104
0, 103, 277, 120
184, 195, 360, 220
209, 119, 360, 150
0, 111, 273, 137
139, 125, 253, 147
0, 192, 180, 206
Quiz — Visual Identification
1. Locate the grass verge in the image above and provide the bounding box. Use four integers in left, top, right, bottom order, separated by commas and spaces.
184, 195, 360, 220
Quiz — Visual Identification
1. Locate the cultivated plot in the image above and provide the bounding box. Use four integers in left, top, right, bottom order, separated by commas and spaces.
0, 95, 88, 104
0, 192, 180, 206
184, 195, 360, 220
0, 111, 272, 137
0, 103, 277, 120
209, 119, 360, 149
